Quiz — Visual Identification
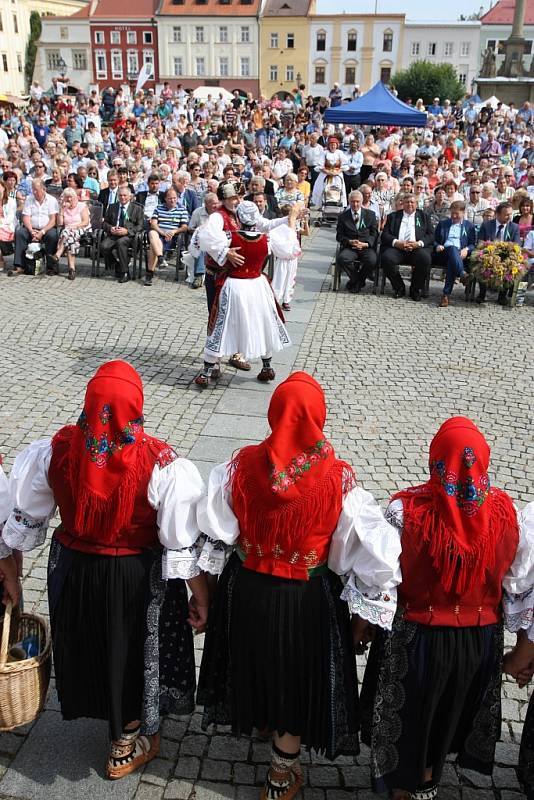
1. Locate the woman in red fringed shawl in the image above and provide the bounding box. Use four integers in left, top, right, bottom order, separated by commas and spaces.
0, 360, 208, 780
360, 416, 520, 800
195, 371, 402, 800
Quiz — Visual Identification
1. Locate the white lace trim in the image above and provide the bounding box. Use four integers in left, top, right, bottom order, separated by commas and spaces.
162, 547, 201, 580
341, 581, 396, 630
197, 536, 229, 575
0, 536, 11, 559
2, 509, 49, 552
503, 587, 534, 642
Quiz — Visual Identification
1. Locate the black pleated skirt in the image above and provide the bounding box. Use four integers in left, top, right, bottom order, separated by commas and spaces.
520, 694, 534, 799
47, 537, 196, 741
197, 553, 359, 759
360, 616, 503, 793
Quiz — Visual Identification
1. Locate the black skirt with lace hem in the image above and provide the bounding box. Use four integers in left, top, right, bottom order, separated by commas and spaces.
520, 695, 534, 799
360, 615, 503, 794
196, 552, 360, 760
47, 537, 196, 741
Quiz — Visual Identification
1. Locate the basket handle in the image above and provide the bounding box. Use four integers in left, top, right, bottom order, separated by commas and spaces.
0, 600, 12, 667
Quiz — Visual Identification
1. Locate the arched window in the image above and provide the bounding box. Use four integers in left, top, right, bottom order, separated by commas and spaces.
313, 58, 327, 84
347, 29, 357, 52
383, 28, 393, 52
344, 59, 358, 85
316, 29, 326, 51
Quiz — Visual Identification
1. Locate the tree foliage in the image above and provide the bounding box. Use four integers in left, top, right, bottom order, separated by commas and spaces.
25, 11, 42, 92
391, 61, 466, 106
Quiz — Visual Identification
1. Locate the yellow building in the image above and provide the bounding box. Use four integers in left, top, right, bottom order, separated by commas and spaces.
259, 0, 315, 99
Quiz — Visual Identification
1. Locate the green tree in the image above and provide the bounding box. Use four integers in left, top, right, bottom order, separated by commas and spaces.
25, 11, 42, 93
391, 61, 466, 106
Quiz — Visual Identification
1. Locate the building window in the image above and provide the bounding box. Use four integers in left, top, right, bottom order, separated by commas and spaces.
143, 31, 153, 44
240, 26, 250, 43
411, 41, 419, 56
220, 0, 231, 4
17, 53, 22, 72
427, 42, 436, 56
46, 49, 61, 70
195, 26, 204, 43
460, 41, 470, 56
172, 26, 181, 42
444, 42, 453, 56
95, 50, 107, 79
269, 64, 278, 81
111, 50, 123, 78
73, 50, 88, 70
219, 26, 228, 43
196, 56, 205, 76
60, 25, 68, 40
380, 66, 391, 82
127, 31, 137, 44
240, 56, 250, 76
458, 70, 467, 85
173, 56, 183, 76
315, 65, 325, 83
347, 31, 357, 51
487, 38, 496, 51
94, 31, 105, 44
383, 30, 393, 52
219, 56, 229, 76
0, 15, 3, 31
110, 31, 121, 44
525, 40, 533, 55
127, 50, 138, 74
286, 64, 294, 81
270, 32, 278, 48
143, 50, 154, 70
1, 53, 7, 72
316, 31, 326, 51
345, 65, 356, 84
12, 13, 18, 33
287, 32, 294, 48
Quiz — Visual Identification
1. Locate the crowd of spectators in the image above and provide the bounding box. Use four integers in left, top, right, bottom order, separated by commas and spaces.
0, 82, 532, 300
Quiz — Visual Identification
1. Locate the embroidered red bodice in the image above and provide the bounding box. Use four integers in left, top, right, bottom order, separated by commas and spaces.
399, 514, 519, 626
227, 231, 269, 279
205, 208, 239, 271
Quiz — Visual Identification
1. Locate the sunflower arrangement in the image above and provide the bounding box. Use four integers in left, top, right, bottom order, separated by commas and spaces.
470, 241, 528, 289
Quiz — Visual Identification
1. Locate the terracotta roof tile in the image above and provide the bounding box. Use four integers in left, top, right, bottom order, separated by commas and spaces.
481, 0, 534, 25
157, 0, 259, 15
89, 0, 157, 18
262, 0, 312, 15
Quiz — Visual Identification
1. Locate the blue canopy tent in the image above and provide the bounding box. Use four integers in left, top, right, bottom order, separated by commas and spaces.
324, 82, 427, 127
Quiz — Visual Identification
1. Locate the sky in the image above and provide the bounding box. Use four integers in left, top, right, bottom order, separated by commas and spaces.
315, 0, 489, 21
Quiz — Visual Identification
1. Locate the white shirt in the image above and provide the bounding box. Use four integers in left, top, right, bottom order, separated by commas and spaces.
398, 211, 417, 242
22, 193, 59, 229
143, 192, 160, 220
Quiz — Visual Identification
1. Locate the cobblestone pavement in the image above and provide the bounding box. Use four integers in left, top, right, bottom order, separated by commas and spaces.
0, 225, 532, 800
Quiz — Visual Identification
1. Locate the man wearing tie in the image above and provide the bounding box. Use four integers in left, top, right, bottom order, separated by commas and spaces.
476, 201, 520, 303
97, 170, 120, 214
336, 190, 378, 293
100, 186, 144, 283
434, 201, 477, 307
380, 194, 434, 300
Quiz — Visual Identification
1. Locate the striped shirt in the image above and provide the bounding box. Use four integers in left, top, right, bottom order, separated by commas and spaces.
151, 203, 189, 231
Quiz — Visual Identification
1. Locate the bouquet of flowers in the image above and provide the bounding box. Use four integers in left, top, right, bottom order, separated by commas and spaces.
470, 241, 528, 289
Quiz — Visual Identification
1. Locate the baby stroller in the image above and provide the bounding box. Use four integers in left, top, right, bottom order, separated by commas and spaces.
316, 175, 345, 227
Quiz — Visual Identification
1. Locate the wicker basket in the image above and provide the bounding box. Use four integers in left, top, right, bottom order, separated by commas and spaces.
0, 601, 52, 731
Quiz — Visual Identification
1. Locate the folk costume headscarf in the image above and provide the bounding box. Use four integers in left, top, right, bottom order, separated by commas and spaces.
51, 360, 153, 541
393, 416, 517, 595
229, 371, 356, 578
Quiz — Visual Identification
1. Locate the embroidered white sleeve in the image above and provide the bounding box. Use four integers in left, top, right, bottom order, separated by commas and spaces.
196, 462, 240, 546
3, 439, 55, 553
197, 535, 231, 575
269, 225, 301, 261
147, 457, 206, 581
503, 502, 534, 640
329, 488, 402, 631
195, 212, 231, 266
0, 464, 11, 557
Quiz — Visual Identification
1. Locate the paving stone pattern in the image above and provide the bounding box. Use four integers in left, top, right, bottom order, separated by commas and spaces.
0, 225, 532, 799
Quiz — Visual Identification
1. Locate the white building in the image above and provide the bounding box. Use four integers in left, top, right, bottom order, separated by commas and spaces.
480, 0, 534, 73
403, 21, 481, 93
156, 0, 261, 94
0, 0, 31, 95
33, 8, 91, 93
307, 15, 404, 98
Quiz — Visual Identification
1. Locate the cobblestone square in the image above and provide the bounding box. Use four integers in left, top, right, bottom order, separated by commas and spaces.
0, 225, 532, 800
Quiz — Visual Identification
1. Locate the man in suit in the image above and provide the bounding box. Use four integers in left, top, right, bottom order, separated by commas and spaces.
136, 174, 166, 229
252, 192, 278, 220
476, 201, 521, 303
97, 170, 119, 214
434, 201, 477, 307
100, 186, 144, 283
381, 194, 434, 300
336, 189, 379, 293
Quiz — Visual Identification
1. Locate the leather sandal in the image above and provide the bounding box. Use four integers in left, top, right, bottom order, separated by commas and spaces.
228, 355, 251, 371
194, 374, 210, 387
257, 367, 275, 382
260, 770, 303, 800
106, 733, 160, 780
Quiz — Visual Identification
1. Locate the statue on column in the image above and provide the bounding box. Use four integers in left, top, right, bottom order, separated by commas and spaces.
480, 47, 496, 78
